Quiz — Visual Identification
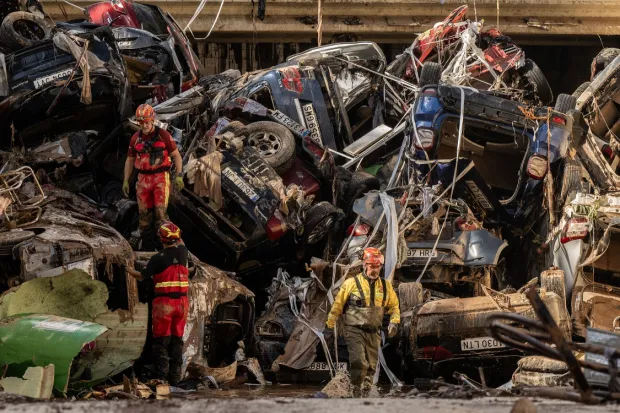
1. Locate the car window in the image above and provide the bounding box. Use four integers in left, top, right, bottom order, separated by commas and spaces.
248, 85, 276, 110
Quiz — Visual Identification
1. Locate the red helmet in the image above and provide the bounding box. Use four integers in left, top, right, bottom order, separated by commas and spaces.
136, 104, 155, 123
362, 247, 384, 266
159, 221, 182, 244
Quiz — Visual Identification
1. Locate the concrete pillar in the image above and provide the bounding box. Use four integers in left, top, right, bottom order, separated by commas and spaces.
276, 43, 285, 64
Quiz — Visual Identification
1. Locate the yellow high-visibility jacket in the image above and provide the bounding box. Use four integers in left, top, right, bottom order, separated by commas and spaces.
326, 273, 400, 329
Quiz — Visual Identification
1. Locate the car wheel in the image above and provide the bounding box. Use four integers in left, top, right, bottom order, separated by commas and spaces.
519, 58, 553, 105
572, 82, 591, 99
302, 202, 343, 245
0, 230, 36, 257
419, 62, 442, 87
0, 12, 51, 50
558, 159, 582, 212
243, 121, 296, 174
344, 171, 380, 214
554, 93, 577, 114
398, 282, 423, 313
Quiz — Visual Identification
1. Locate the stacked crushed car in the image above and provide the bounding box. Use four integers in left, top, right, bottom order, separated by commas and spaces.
0, 2, 619, 400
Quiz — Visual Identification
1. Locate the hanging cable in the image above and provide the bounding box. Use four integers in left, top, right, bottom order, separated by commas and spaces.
186, 0, 226, 40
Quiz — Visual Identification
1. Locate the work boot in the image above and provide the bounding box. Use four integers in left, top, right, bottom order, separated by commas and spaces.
168, 336, 184, 385
152, 336, 170, 380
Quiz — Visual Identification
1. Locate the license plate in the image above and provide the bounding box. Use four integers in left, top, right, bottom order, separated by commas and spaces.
269, 110, 309, 138
301, 103, 322, 144
33, 69, 73, 89
461, 337, 505, 351
305, 362, 347, 371
222, 167, 260, 202
407, 249, 438, 258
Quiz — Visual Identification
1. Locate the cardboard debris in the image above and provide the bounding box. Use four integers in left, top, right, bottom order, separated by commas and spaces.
0, 365, 55, 399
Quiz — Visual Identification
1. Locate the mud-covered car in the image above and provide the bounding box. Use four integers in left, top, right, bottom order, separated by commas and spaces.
401, 278, 570, 386
544, 52, 620, 339
87, 0, 204, 102
0, 23, 131, 146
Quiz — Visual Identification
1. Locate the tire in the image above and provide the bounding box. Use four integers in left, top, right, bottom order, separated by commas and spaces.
0, 12, 51, 50
344, 171, 380, 213
0, 230, 36, 257
398, 282, 423, 313
558, 159, 582, 210
419, 62, 442, 87
220, 121, 247, 137
243, 121, 296, 174
554, 93, 577, 114
302, 201, 343, 245
572, 81, 591, 99
591, 48, 620, 81
519, 58, 553, 105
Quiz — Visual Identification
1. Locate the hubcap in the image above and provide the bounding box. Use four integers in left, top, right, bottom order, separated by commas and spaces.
248, 132, 283, 157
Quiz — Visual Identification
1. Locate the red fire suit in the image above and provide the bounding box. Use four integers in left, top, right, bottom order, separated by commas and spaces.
140, 244, 189, 383
128, 127, 177, 233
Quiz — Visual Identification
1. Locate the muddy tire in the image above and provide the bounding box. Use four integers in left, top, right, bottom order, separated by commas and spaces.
572, 81, 591, 99
398, 282, 423, 313
344, 171, 380, 213
302, 202, 343, 245
419, 62, 442, 87
221, 121, 247, 137
519, 58, 553, 105
243, 121, 296, 174
591, 48, 620, 80
558, 159, 582, 210
0, 229, 36, 257
0, 12, 51, 50
554, 93, 577, 114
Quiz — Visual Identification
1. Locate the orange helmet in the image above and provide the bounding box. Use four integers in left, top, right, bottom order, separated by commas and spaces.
136, 104, 155, 123
362, 247, 384, 265
159, 221, 182, 244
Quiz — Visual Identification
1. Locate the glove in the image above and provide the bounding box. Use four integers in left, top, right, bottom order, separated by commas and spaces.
175, 175, 184, 191
387, 323, 398, 338
122, 180, 130, 198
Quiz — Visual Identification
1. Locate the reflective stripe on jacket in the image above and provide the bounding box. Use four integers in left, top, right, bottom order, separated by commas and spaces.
153, 264, 189, 297
326, 273, 400, 329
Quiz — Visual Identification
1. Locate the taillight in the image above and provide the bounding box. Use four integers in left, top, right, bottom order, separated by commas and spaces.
551, 115, 566, 126
81, 341, 96, 355
347, 223, 370, 236
602, 144, 616, 161
527, 155, 548, 180
413, 128, 435, 151
266, 215, 288, 241
454, 217, 479, 231
560, 217, 589, 244
422, 346, 453, 361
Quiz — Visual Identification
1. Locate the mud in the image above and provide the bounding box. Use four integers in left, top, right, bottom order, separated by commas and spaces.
3, 397, 620, 413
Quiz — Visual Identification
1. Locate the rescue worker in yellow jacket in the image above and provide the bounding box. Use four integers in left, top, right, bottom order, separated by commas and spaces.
326, 247, 400, 396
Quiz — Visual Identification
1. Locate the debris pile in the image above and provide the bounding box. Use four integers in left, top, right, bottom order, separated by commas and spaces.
0, 1, 619, 406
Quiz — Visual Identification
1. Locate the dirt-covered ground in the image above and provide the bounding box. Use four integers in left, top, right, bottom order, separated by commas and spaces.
3, 397, 620, 413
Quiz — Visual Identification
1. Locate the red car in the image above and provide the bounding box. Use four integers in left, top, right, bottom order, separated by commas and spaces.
387, 5, 553, 104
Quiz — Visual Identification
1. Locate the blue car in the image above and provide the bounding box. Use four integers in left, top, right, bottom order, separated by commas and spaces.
412, 83, 575, 224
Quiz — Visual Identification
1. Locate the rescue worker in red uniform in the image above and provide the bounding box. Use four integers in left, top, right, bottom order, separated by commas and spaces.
123, 104, 184, 243
126, 222, 189, 384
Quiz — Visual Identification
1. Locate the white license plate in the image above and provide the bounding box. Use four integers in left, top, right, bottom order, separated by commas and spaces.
305, 362, 347, 371
33, 69, 73, 89
407, 249, 438, 258
461, 337, 505, 351
222, 167, 260, 202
